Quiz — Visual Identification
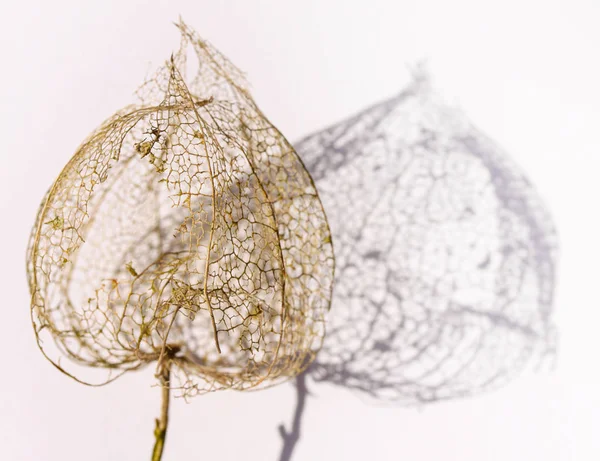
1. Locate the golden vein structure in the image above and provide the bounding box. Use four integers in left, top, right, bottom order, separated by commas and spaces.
26, 21, 335, 398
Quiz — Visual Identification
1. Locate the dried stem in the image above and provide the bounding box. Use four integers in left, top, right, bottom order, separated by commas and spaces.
151, 363, 171, 461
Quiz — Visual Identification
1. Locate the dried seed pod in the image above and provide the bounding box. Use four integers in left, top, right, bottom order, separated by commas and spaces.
26, 21, 334, 399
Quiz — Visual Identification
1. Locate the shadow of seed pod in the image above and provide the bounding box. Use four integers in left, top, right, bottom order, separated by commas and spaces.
277, 73, 557, 461
26, 21, 334, 461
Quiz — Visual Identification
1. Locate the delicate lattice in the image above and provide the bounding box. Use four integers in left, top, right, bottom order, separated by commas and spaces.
26, 21, 334, 397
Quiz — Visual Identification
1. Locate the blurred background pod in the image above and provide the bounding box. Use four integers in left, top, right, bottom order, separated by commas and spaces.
278, 71, 558, 460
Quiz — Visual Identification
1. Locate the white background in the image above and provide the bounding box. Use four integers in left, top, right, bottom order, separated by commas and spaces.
0, 1, 598, 460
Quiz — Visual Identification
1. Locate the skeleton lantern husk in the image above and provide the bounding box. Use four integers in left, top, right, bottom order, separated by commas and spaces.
26, 21, 335, 400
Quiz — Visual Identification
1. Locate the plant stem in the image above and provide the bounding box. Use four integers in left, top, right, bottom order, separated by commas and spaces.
151, 364, 171, 461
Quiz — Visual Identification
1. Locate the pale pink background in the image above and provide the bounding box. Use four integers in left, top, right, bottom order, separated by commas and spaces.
0, 1, 597, 460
